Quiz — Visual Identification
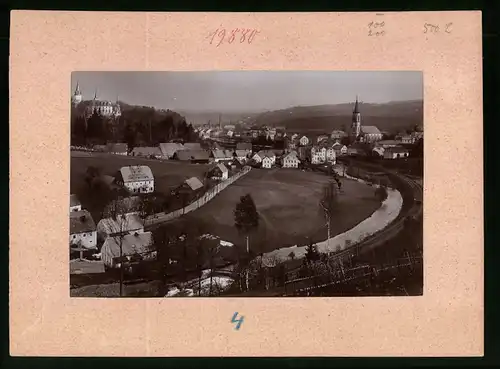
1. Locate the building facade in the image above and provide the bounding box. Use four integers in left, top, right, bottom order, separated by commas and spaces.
69, 210, 97, 249
282, 152, 300, 168
116, 165, 155, 194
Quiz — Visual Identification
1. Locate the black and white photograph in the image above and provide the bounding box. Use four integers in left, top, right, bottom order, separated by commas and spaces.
69, 71, 423, 298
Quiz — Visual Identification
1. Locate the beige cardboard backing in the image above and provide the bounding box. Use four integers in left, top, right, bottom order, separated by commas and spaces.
9, 11, 483, 357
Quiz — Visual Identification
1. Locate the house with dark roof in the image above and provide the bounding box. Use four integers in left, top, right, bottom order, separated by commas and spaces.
70, 194, 82, 212
174, 150, 210, 164
115, 165, 154, 194
70, 210, 97, 249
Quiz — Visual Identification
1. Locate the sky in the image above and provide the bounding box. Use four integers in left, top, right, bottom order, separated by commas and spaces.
71, 71, 422, 113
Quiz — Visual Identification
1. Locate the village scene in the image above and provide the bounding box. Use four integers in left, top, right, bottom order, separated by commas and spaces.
70, 71, 423, 297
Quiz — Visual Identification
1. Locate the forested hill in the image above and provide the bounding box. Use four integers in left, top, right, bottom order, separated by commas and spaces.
71, 101, 197, 149
253, 100, 423, 133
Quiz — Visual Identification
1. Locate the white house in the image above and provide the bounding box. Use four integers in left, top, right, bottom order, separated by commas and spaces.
70, 210, 97, 249
383, 146, 410, 159
101, 231, 155, 269
227, 130, 234, 138
299, 135, 310, 146
311, 146, 327, 164
281, 151, 300, 168
234, 150, 249, 162
252, 152, 263, 163
331, 142, 348, 156
116, 165, 154, 194
70, 194, 82, 212
262, 156, 273, 169
211, 163, 229, 180
326, 147, 336, 163
96, 212, 145, 242
257, 150, 276, 164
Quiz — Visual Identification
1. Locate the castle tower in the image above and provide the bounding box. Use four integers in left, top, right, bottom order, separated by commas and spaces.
351, 95, 361, 139
72, 82, 82, 105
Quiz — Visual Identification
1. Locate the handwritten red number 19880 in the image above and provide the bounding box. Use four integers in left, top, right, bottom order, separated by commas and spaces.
208, 28, 260, 46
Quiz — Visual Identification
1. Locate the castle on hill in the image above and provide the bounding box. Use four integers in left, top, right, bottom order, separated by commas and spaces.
72, 82, 121, 118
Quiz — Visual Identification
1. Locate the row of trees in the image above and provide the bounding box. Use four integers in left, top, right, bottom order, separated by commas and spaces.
71, 102, 198, 149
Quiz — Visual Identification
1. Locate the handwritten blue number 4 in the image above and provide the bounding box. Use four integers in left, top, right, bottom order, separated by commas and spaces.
231, 312, 244, 330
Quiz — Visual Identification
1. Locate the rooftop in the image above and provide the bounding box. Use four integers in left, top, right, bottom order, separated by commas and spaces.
185, 177, 204, 191
119, 165, 154, 183
102, 231, 154, 260
70, 210, 96, 235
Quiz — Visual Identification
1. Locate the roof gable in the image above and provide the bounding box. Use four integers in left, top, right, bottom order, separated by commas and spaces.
120, 166, 154, 183
159, 143, 184, 157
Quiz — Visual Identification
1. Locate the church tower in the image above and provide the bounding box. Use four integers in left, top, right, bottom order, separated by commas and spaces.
72, 82, 82, 105
351, 95, 361, 139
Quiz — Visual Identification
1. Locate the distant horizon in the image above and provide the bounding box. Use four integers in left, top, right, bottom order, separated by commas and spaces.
72, 71, 423, 113
77, 98, 423, 115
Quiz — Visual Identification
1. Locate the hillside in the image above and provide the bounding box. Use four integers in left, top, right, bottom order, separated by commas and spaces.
253, 100, 423, 133
178, 111, 261, 127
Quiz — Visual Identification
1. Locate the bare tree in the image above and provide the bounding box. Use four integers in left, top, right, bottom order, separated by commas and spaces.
103, 197, 130, 297
319, 181, 339, 252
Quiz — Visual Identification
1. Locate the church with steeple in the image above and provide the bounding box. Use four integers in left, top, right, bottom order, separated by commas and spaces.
72, 82, 82, 105
349, 96, 383, 144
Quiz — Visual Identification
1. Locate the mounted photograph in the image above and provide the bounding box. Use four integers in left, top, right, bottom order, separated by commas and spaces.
69, 71, 423, 298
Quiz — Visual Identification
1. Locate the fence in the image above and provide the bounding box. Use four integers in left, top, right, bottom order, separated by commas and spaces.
145, 166, 252, 226
284, 252, 423, 296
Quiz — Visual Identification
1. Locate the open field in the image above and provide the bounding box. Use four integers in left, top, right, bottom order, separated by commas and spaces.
71, 151, 211, 220
164, 168, 381, 253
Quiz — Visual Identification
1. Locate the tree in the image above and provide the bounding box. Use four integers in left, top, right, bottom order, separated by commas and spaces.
319, 181, 339, 252
234, 194, 259, 291
103, 198, 131, 297
288, 251, 296, 260
305, 241, 320, 263
85, 166, 101, 189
